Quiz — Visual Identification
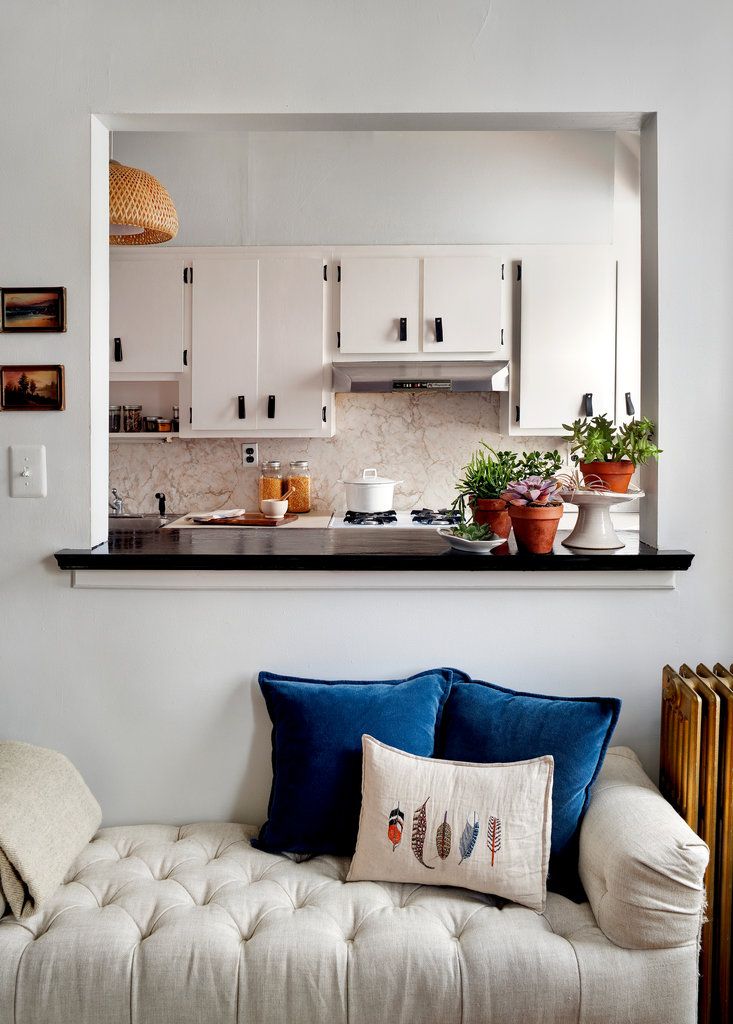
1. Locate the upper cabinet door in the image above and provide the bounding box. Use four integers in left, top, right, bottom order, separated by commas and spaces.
422, 256, 504, 353
339, 258, 420, 353
110, 258, 185, 374
258, 257, 326, 431
190, 257, 259, 431
519, 249, 616, 431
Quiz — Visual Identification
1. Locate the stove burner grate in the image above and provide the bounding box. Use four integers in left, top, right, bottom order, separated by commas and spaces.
343, 509, 398, 525
411, 507, 462, 526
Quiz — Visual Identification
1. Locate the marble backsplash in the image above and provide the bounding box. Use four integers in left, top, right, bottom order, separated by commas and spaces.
110, 392, 565, 515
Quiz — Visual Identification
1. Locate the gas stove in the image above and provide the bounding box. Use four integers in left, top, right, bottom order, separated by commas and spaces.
330, 508, 461, 529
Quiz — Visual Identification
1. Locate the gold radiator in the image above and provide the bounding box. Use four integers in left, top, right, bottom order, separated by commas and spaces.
660, 663, 733, 1024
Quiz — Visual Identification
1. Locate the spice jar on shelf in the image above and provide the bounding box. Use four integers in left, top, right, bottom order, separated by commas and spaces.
109, 405, 121, 433
287, 460, 311, 514
259, 461, 283, 503
122, 404, 142, 433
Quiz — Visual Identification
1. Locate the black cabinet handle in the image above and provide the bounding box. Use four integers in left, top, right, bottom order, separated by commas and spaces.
238, 396, 246, 419
583, 392, 594, 417
267, 395, 276, 419
183, 349, 188, 366
399, 317, 408, 342
113, 337, 123, 362
625, 392, 635, 416
435, 317, 443, 343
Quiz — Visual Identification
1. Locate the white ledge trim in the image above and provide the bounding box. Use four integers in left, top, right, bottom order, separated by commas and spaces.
70, 569, 677, 591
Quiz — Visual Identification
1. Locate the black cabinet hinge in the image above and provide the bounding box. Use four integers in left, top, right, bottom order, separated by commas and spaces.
515, 405, 520, 423
337, 265, 341, 283
183, 267, 193, 284
500, 328, 504, 346
517, 265, 522, 281
183, 349, 188, 366
337, 331, 341, 349
323, 265, 327, 281
189, 407, 192, 424
322, 405, 327, 423
501, 263, 505, 280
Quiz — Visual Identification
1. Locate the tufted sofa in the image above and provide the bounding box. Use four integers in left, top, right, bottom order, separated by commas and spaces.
0, 748, 708, 1024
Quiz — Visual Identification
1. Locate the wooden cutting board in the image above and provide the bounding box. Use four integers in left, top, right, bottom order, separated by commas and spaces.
197, 513, 299, 527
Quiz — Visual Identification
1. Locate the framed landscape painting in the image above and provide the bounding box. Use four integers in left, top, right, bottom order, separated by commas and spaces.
0, 365, 65, 411
1, 288, 66, 332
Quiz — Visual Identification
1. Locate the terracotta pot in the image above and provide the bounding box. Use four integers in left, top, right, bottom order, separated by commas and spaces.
471, 497, 511, 539
580, 461, 635, 494
508, 503, 563, 554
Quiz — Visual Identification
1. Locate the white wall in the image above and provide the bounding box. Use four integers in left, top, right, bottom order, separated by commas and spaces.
114, 130, 615, 245
1, 1, 731, 826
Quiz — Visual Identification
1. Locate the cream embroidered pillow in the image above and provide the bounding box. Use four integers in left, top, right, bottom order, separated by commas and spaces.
347, 735, 554, 912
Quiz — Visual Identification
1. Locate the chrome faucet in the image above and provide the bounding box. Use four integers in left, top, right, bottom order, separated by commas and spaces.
109, 488, 125, 516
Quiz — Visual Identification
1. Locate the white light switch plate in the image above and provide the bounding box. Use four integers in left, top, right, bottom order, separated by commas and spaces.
10, 445, 47, 497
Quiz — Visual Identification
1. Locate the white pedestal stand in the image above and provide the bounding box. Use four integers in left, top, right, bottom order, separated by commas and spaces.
561, 488, 643, 551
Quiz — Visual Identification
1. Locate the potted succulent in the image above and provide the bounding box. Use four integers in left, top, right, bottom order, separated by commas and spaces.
562, 414, 661, 493
501, 476, 563, 554
453, 447, 562, 539
452, 445, 519, 538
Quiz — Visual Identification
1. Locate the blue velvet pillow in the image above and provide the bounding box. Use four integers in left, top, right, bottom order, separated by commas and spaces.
439, 673, 620, 895
254, 668, 454, 856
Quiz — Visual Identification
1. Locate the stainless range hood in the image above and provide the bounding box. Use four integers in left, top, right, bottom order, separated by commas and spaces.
332, 361, 509, 394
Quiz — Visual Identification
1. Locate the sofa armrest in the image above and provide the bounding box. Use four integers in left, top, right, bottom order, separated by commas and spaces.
579, 746, 708, 950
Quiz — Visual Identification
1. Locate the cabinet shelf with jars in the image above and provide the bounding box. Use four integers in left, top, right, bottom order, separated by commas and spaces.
109, 380, 182, 442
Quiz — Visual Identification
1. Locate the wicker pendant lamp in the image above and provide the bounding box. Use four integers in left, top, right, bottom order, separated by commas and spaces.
109, 160, 179, 245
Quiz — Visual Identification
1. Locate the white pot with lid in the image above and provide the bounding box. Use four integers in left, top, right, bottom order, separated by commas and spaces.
342, 468, 403, 513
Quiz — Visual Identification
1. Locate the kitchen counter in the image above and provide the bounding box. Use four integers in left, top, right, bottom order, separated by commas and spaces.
55, 524, 693, 575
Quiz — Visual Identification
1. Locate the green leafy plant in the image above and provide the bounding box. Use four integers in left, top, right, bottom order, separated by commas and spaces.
452, 446, 563, 517
562, 415, 662, 465
449, 522, 496, 541
452, 445, 520, 516
517, 450, 563, 479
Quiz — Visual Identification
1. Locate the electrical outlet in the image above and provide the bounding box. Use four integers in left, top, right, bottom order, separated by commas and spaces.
242, 443, 258, 467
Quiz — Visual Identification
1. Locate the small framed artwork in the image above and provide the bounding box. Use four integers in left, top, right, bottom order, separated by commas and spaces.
0, 365, 65, 411
1, 287, 66, 332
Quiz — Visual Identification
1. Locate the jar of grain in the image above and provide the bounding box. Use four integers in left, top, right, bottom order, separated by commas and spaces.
259, 461, 283, 502
287, 460, 311, 514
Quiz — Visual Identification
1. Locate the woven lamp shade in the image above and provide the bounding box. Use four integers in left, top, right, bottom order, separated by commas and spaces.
109, 160, 179, 245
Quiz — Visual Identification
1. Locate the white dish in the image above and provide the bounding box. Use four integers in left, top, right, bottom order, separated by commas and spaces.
559, 486, 644, 550
437, 528, 507, 554
260, 498, 289, 519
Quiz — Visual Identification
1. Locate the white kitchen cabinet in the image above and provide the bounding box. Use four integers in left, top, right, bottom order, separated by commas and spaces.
422, 256, 504, 353
258, 258, 327, 431
110, 258, 185, 374
190, 257, 259, 431
516, 249, 616, 431
339, 257, 420, 354
188, 255, 329, 436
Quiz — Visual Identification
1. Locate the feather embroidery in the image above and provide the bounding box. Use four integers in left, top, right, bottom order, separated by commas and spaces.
387, 805, 404, 852
436, 811, 452, 860
458, 814, 479, 865
487, 815, 502, 866
411, 798, 434, 869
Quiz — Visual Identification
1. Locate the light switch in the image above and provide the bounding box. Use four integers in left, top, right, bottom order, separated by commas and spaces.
10, 445, 47, 498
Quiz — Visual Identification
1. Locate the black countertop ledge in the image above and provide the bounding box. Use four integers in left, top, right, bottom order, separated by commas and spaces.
54, 526, 694, 573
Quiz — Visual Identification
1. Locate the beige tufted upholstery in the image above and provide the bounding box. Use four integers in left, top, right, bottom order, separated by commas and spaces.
0, 808, 701, 1024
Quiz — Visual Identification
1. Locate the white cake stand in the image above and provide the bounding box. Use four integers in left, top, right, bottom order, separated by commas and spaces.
561, 487, 643, 551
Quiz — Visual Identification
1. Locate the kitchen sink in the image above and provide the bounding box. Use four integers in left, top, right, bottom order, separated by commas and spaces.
108, 514, 177, 532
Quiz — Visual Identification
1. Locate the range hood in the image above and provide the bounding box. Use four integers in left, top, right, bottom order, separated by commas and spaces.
332, 360, 509, 394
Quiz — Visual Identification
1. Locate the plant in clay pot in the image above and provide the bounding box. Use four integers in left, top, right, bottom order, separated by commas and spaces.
452, 445, 519, 538
453, 447, 562, 539
562, 414, 661, 493
501, 476, 563, 555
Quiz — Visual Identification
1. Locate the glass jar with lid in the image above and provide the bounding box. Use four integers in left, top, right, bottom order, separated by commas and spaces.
109, 405, 121, 433
122, 404, 142, 433
287, 460, 311, 514
259, 460, 283, 503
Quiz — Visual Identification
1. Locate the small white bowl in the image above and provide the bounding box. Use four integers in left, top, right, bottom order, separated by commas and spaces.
260, 498, 289, 519
437, 528, 507, 555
